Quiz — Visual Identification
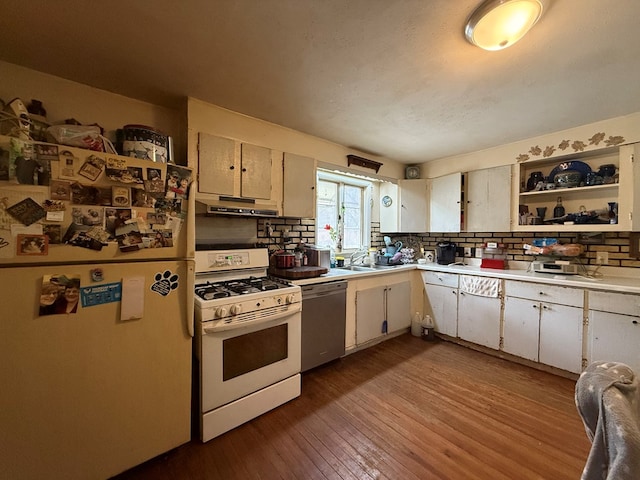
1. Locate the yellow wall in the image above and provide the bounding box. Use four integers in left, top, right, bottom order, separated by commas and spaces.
422, 112, 640, 179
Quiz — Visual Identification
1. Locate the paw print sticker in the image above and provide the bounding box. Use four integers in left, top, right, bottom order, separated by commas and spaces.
151, 270, 179, 297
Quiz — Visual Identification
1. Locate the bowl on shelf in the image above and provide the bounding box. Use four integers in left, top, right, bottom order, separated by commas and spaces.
554, 170, 582, 188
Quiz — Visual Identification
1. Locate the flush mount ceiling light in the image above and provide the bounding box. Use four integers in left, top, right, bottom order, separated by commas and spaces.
465, 0, 544, 51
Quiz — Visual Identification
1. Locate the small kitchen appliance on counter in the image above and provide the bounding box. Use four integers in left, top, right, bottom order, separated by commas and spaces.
306, 245, 331, 269
436, 241, 457, 265
531, 260, 579, 275
480, 242, 507, 269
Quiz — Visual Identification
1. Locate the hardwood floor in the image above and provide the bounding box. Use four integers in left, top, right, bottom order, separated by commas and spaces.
113, 335, 590, 480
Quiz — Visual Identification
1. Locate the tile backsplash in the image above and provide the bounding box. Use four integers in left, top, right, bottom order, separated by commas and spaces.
257, 218, 640, 268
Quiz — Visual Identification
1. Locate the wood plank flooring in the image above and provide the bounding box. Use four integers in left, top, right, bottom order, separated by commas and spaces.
113, 335, 590, 480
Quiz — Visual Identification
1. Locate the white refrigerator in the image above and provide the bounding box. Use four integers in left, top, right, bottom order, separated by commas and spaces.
0, 137, 195, 479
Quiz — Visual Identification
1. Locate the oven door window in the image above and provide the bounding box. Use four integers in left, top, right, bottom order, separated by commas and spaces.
222, 324, 288, 381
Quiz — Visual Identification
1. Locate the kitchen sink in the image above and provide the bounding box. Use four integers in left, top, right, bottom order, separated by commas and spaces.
338, 265, 376, 272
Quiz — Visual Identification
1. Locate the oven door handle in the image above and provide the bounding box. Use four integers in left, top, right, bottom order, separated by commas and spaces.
202, 306, 300, 334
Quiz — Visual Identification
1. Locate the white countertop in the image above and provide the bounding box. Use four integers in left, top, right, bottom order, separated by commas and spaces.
290, 263, 416, 286
289, 261, 640, 293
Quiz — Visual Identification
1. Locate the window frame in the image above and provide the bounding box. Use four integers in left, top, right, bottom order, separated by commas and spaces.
316, 170, 371, 254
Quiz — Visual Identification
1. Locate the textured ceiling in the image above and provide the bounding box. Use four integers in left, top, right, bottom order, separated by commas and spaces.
1, 0, 640, 164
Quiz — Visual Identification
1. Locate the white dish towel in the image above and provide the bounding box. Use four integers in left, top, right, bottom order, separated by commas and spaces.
459, 275, 501, 298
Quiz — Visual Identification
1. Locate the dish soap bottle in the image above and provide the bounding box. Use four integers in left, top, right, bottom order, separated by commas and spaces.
553, 196, 565, 218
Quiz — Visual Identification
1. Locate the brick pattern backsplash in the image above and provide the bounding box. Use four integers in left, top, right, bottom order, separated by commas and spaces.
257, 218, 640, 268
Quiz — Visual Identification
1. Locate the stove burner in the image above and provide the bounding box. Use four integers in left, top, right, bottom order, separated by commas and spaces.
226, 281, 261, 295
248, 277, 281, 291
204, 291, 229, 300
195, 276, 294, 302
195, 282, 233, 301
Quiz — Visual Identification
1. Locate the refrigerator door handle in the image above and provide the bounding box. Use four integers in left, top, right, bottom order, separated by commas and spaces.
186, 261, 195, 337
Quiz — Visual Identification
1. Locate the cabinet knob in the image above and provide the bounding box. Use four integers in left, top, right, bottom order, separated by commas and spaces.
539, 292, 545, 295
229, 165, 235, 170
242, 168, 247, 172
542, 305, 548, 310
633, 320, 638, 325
532, 304, 538, 309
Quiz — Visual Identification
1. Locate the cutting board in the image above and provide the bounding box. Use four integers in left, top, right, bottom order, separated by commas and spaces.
268, 265, 328, 279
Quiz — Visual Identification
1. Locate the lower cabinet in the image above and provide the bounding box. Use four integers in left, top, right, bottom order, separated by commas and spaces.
503, 296, 540, 361
538, 303, 583, 374
588, 290, 640, 373
503, 280, 584, 373
419, 270, 640, 376
422, 271, 458, 337
356, 281, 411, 345
457, 290, 501, 350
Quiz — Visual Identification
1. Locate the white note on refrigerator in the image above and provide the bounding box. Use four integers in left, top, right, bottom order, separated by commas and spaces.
120, 276, 145, 320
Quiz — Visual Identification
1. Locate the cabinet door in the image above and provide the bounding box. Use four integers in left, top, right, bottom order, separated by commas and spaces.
503, 297, 540, 361
198, 133, 237, 196
539, 303, 583, 373
423, 283, 458, 337
429, 173, 461, 232
466, 166, 511, 232
588, 310, 640, 373
398, 179, 428, 233
457, 292, 501, 350
385, 281, 411, 332
379, 183, 399, 233
240, 143, 272, 199
283, 152, 316, 218
356, 286, 386, 345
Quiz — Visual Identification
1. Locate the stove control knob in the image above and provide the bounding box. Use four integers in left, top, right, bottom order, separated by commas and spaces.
215, 306, 228, 318
285, 294, 295, 304
230, 304, 242, 316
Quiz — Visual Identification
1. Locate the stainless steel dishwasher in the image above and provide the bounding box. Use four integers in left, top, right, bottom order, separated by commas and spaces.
301, 280, 347, 372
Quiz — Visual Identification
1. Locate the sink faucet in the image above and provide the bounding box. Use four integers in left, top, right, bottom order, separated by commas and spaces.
349, 247, 369, 265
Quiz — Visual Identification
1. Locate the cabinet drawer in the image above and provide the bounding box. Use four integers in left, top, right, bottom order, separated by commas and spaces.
505, 280, 583, 307
589, 290, 640, 316
421, 271, 458, 288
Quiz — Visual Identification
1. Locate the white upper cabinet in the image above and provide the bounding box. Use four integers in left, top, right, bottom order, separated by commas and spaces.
465, 165, 512, 232
380, 179, 428, 233
512, 142, 639, 232
429, 173, 461, 233
240, 143, 272, 199
198, 133, 236, 196
429, 166, 511, 233
198, 132, 273, 200
283, 152, 316, 218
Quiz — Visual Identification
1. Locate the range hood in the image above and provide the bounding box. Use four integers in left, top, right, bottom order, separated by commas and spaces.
196, 195, 279, 217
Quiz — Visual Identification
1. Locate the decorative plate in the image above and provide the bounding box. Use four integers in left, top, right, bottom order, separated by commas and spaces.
548, 160, 592, 182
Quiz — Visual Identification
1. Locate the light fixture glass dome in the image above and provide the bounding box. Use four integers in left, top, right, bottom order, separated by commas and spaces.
465, 0, 544, 51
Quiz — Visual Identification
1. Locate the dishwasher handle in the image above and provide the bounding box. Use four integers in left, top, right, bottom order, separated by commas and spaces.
301, 281, 347, 299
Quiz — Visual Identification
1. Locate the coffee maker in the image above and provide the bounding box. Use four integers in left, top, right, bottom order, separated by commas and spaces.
436, 242, 456, 265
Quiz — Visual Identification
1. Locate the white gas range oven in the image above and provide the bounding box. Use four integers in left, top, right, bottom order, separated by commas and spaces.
193, 247, 302, 442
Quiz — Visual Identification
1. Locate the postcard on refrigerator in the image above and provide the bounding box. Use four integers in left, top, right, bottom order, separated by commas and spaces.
78, 154, 106, 182
112, 186, 130, 207
17, 234, 48, 255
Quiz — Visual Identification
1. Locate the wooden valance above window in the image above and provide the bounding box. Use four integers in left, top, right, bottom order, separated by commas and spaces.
346, 154, 383, 173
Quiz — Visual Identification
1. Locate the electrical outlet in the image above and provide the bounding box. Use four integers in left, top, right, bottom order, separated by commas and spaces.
595, 251, 609, 264
463, 247, 472, 257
